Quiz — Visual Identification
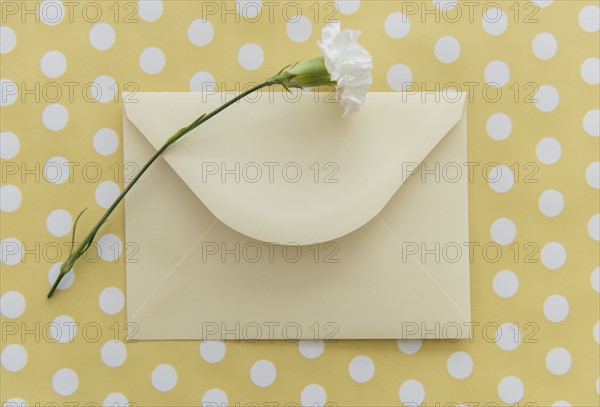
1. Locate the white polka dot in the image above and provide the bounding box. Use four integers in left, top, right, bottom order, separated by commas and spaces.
588, 214, 600, 241
151, 364, 177, 392
250, 359, 276, 387
546, 348, 571, 375
594, 320, 599, 344
486, 113, 512, 141
493, 270, 518, 298
498, 376, 523, 404
387, 64, 413, 91
1, 344, 27, 372
541, 242, 566, 270
581, 58, 599, 85
490, 218, 516, 246
336, 0, 360, 15
434, 36, 460, 64
535, 85, 560, 112
348, 355, 375, 383
42, 103, 68, 131
139, 47, 165, 75
3, 398, 26, 407
200, 340, 226, 363
138, 0, 163, 22
536, 137, 561, 164
0, 185, 21, 213
91, 75, 116, 103
50, 315, 76, 343
301, 384, 326, 407
583, 110, 599, 137
299, 340, 324, 359
236, 0, 262, 18
0, 79, 18, 107
496, 323, 521, 351
544, 294, 569, 322
89, 23, 115, 51
202, 388, 228, 406
48, 263, 74, 290
533, 0, 553, 7
433, 0, 457, 10
93, 128, 119, 156
53, 368, 78, 396
44, 156, 70, 184
103, 393, 128, 407
552, 401, 571, 407
188, 19, 214, 46
0, 26, 16, 54
579, 5, 599, 33
46, 209, 72, 237
446, 351, 472, 379
95, 181, 120, 209
286, 15, 312, 43
482, 7, 507, 36
487, 165, 514, 193
592, 267, 599, 293
1, 238, 22, 266
40, 0, 64, 25
0, 291, 25, 318
399, 380, 425, 405
587, 162, 600, 189
597, 377, 600, 395
238, 43, 264, 71
99, 287, 125, 315
385, 12, 410, 39
396, 339, 422, 354
190, 71, 216, 92
0, 132, 20, 159
538, 190, 564, 217
101, 340, 127, 368
531, 32, 557, 60
485, 60, 510, 88
40, 51, 66, 78
96, 234, 123, 262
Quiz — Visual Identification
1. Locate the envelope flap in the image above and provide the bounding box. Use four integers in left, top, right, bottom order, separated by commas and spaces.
123, 91, 466, 244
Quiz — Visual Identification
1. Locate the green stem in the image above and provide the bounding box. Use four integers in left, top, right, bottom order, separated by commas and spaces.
47, 80, 273, 298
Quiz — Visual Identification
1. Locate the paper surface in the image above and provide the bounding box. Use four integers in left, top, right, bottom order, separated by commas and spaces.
123, 91, 471, 340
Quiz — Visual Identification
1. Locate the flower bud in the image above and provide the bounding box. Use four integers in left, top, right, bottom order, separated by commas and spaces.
268, 56, 334, 90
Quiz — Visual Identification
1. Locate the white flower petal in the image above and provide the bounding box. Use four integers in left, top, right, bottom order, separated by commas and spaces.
317, 22, 372, 116
332, 29, 362, 54
320, 21, 340, 44
316, 41, 338, 79
341, 84, 369, 117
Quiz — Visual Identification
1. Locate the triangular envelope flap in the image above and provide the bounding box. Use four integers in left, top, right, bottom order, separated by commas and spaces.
123, 91, 466, 244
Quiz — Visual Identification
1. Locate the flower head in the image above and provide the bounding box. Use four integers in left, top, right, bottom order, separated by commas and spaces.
317, 22, 373, 117
268, 22, 373, 117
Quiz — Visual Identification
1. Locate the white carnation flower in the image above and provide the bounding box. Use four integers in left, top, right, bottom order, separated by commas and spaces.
317, 21, 373, 117
268, 22, 373, 117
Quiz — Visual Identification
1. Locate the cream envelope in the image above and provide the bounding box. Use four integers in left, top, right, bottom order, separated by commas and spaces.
122, 90, 471, 340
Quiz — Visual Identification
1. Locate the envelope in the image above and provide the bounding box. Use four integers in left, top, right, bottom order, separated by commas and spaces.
122, 90, 471, 340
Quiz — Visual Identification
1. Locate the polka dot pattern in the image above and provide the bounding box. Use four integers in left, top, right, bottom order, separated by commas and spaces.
89, 23, 115, 51
238, 43, 264, 71
151, 364, 177, 392
348, 355, 375, 383
250, 359, 276, 387
1, 1, 598, 405
139, 47, 166, 75
532, 33, 558, 60
434, 36, 460, 64
42, 103, 68, 131
40, 51, 66, 78
498, 376, 524, 404
200, 340, 226, 363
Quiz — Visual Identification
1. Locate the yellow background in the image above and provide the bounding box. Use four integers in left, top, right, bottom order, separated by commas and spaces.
1, 0, 599, 405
